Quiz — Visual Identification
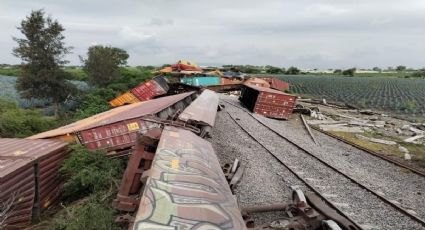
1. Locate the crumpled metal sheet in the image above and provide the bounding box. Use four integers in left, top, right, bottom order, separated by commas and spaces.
133, 126, 246, 230
178, 89, 219, 127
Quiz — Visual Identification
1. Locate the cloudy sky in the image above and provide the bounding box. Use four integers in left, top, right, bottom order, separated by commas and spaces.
0, 0, 424, 68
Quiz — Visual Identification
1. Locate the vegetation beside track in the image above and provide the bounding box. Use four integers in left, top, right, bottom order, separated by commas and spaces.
327, 130, 425, 170
31, 144, 126, 230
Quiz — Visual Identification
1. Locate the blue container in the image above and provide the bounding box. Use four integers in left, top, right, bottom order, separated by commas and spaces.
180, 76, 221, 86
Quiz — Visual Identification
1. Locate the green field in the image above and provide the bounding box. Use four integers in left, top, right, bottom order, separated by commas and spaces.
274, 75, 425, 121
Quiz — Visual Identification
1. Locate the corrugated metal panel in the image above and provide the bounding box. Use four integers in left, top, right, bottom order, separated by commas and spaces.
28, 92, 196, 140
207, 83, 244, 92
109, 92, 140, 107
240, 84, 297, 119
77, 119, 161, 151
178, 89, 219, 127
130, 77, 168, 101
77, 92, 196, 151
132, 126, 246, 230
244, 78, 271, 88
0, 138, 69, 229
221, 77, 243, 85
261, 77, 289, 91
152, 76, 169, 92
180, 76, 221, 86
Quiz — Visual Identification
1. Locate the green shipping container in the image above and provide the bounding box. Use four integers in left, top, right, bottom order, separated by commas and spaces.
180, 76, 221, 86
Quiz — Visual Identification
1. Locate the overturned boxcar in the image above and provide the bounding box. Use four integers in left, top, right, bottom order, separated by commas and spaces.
29, 92, 197, 153
0, 138, 69, 229
109, 76, 169, 107
240, 84, 297, 119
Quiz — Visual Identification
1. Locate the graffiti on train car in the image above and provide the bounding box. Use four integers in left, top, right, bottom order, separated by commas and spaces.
132, 126, 246, 230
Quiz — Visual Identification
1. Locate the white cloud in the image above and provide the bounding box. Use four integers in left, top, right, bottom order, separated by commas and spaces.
0, 0, 424, 68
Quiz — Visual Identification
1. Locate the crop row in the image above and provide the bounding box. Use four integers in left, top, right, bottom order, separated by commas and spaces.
277, 75, 425, 118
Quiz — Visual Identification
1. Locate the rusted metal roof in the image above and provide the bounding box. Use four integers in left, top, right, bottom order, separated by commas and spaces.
244, 83, 292, 95
244, 78, 271, 88
0, 138, 69, 229
178, 89, 219, 126
133, 126, 246, 230
261, 77, 290, 91
28, 92, 196, 140
0, 138, 68, 159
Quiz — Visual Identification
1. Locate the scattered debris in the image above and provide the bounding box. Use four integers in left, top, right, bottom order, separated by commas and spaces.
319, 124, 364, 133
404, 135, 425, 143
360, 109, 375, 115
355, 134, 397, 145
301, 114, 318, 145
307, 120, 344, 125
399, 145, 409, 154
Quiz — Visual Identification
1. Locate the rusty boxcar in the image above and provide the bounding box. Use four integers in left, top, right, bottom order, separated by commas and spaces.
240, 84, 297, 119
261, 77, 289, 91
29, 92, 196, 152
130, 76, 169, 102
0, 138, 69, 229
132, 126, 246, 230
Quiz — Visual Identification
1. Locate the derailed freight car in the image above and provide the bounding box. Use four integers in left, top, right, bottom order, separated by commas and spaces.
29, 92, 197, 153
180, 75, 221, 86
132, 126, 246, 230
240, 84, 297, 119
0, 139, 69, 229
261, 77, 289, 91
109, 76, 169, 107
130, 76, 169, 101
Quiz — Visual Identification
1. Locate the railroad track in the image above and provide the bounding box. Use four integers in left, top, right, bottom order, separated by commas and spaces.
221, 98, 425, 230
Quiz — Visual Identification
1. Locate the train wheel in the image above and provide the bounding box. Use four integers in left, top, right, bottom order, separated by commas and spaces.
292, 188, 307, 204
322, 220, 342, 230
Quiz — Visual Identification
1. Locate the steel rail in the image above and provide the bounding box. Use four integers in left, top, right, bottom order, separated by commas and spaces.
222, 99, 425, 228
222, 99, 425, 178
224, 111, 363, 230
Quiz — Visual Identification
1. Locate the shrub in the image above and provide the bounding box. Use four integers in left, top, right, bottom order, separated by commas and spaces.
0, 67, 21, 76
412, 70, 425, 78
51, 198, 118, 230
342, 68, 356, 76
286, 66, 301, 75
0, 98, 57, 137
59, 144, 125, 201
72, 88, 115, 120
115, 67, 152, 89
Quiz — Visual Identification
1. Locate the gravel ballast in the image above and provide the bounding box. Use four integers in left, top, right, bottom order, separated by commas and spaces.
252, 106, 425, 222
218, 95, 425, 230
209, 103, 310, 224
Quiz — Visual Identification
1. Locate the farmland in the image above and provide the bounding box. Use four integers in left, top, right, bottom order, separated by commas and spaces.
275, 75, 425, 121
0, 75, 88, 108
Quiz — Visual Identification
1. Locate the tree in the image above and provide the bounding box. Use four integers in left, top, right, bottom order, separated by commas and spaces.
333, 69, 342, 74
266, 66, 284, 74
13, 10, 75, 108
286, 66, 300, 75
372, 67, 382, 72
412, 69, 425, 78
342, 68, 356, 76
81, 45, 129, 86
396, 65, 406, 71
